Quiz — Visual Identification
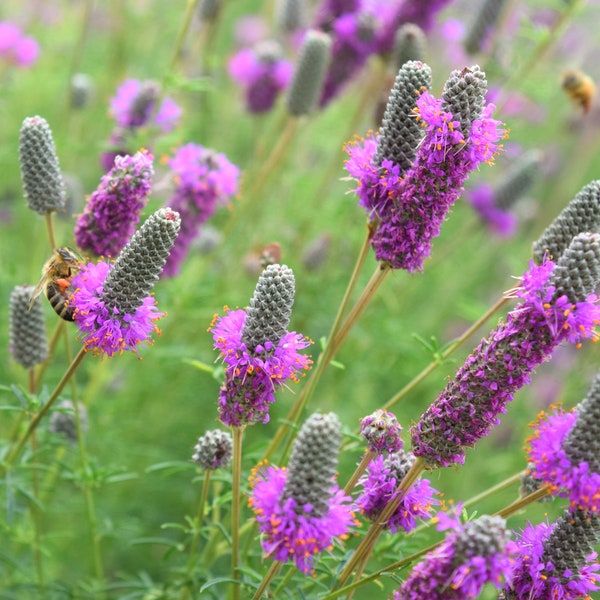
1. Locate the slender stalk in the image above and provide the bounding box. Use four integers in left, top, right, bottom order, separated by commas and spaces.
166, 0, 200, 76
4, 347, 87, 471
226, 117, 299, 237
44, 213, 57, 251
230, 426, 244, 600
335, 457, 426, 589
73, 399, 104, 589
263, 228, 374, 463
34, 320, 66, 390
382, 295, 510, 411
272, 565, 296, 596
495, 485, 550, 519
251, 561, 283, 600
344, 450, 375, 496
200, 480, 222, 566
331, 263, 390, 351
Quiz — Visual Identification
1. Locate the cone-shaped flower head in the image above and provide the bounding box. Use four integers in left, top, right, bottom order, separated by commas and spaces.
48, 400, 88, 444
359, 408, 403, 454
228, 41, 293, 114
192, 430, 233, 470
374, 60, 432, 171
9, 285, 48, 369
528, 373, 600, 512
286, 30, 332, 117
468, 150, 541, 237
533, 180, 600, 264
392, 23, 427, 70
411, 232, 600, 469
345, 64, 505, 272
277, 0, 305, 32
163, 143, 239, 277
394, 511, 516, 599
198, 0, 221, 22
70, 208, 181, 357
109, 79, 181, 133
504, 509, 600, 599
74, 149, 154, 257
248, 412, 355, 573
357, 449, 438, 533
211, 264, 312, 427
19, 116, 66, 215
464, 0, 508, 54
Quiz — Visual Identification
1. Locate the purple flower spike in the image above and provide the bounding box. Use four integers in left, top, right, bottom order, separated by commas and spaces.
394, 512, 516, 599
345, 65, 506, 272
211, 265, 312, 427
411, 233, 600, 469
228, 41, 293, 114
248, 413, 355, 574
109, 79, 181, 133
360, 409, 403, 454
357, 451, 438, 533
75, 149, 154, 257
504, 509, 600, 599
71, 208, 181, 358
528, 373, 600, 513
163, 143, 239, 277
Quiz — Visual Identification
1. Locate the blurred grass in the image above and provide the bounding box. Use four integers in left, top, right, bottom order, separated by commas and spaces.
1, 0, 600, 597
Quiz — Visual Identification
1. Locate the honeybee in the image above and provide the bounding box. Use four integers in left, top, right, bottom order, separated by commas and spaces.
29, 247, 83, 321
561, 69, 596, 113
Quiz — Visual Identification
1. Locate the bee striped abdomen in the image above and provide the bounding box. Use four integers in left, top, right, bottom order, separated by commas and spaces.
46, 280, 75, 321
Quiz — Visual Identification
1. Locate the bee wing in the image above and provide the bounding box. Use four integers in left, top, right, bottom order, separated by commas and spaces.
28, 275, 48, 311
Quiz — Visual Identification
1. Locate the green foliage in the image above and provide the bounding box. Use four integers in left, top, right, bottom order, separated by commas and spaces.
1, 0, 600, 598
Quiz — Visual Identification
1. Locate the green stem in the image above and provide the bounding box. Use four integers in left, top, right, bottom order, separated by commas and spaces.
166, 0, 200, 77
33, 320, 66, 391
335, 458, 425, 589
4, 347, 87, 471
73, 399, 105, 589
251, 561, 283, 600
44, 213, 57, 251
495, 485, 550, 519
263, 228, 373, 463
343, 450, 375, 496
230, 426, 244, 600
382, 295, 510, 411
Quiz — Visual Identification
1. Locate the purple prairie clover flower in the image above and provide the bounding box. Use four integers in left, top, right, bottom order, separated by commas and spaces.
528, 375, 600, 512
503, 510, 600, 600
318, 11, 378, 107
394, 512, 516, 599
359, 408, 403, 454
411, 233, 600, 469
356, 451, 438, 533
210, 265, 312, 427
468, 183, 518, 236
345, 68, 506, 272
162, 143, 239, 277
70, 208, 181, 358
74, 149, 154, 257
109, 79, 181, 133
228, 41, 293, 114
248, 413, 355, 573
0, 22, 39, 67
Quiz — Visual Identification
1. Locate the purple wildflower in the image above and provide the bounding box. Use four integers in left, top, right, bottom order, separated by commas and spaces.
248, 413, 355, 574
71, 208, 180, 358
411, 233, 600, 469
356, 451, 438, 533
0, 22, 39, 67
109, 79, 181, 133
468, 182, 518, 236
162, 143, 239, 277
527, 374, 600, 512
228, 41, 293, 114
395, 511, 516, 599
345, 72, 506, 272
504, 510, 600, 599
359, 408, 403, 454
74, 149, 154, 257
210, 265, 312, 427
319, 11, 377, 106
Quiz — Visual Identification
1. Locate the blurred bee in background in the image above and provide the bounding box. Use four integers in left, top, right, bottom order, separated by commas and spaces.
29, 247, 83, 321
561, 69, 596, 114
